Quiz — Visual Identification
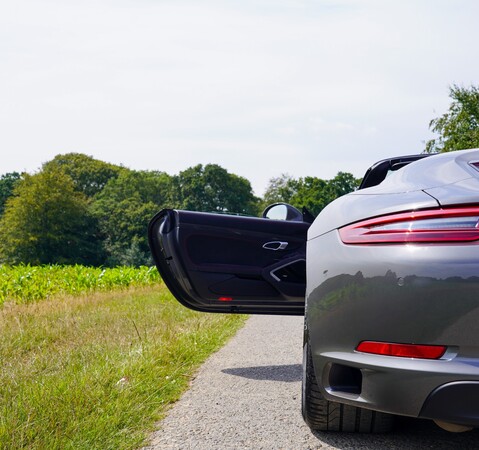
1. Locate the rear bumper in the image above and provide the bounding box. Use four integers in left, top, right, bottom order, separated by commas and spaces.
313, 351, 479, 425
420, 381, 479, 427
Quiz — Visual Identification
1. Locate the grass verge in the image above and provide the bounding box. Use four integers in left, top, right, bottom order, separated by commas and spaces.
0, 285, 246, 449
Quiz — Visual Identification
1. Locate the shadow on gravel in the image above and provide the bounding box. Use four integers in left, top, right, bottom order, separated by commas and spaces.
222, 364, 302, 382
313, 416, 479, 449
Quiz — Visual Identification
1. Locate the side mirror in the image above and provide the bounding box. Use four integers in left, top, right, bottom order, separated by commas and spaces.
262, 203, 304, 222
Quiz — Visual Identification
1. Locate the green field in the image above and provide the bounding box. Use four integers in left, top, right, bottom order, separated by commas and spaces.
0, 269, 246, 449
0, 264, 160, 305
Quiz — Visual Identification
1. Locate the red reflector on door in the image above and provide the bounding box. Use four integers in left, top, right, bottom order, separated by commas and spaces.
218, 297, 233, 302
356, 341, 446, 359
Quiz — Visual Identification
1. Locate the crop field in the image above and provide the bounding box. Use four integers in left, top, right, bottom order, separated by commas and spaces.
0, 264, 160, 305
0, 279, 246, 449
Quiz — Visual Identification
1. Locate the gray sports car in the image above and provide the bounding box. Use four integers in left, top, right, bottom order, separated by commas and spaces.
148, 149, 479, 433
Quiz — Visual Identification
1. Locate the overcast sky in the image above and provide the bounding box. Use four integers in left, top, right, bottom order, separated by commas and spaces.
1, 0, 478, 195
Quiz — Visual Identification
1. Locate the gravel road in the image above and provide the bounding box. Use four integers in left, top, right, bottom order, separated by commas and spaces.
145, 315, 479, 449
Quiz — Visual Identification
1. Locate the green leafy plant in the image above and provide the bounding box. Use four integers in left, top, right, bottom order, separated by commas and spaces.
0, 265, 160, 305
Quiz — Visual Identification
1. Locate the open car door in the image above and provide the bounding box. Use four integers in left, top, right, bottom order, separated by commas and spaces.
148, 209, 308, 315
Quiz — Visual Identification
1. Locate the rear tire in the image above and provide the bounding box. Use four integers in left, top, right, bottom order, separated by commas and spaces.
301, 341, 393, 433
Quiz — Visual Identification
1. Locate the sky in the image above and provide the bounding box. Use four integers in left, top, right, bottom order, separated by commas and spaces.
1, 0, 479, 196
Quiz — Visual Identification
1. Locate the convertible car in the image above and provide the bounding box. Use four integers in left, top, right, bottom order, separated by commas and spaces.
148, 149, 479, 433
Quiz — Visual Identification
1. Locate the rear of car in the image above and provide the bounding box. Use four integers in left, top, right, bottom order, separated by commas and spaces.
305, 149, 479, 429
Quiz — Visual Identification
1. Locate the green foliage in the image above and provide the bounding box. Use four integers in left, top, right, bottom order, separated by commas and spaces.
43, 153, 124, 197
289, 176, 328, 216
425, 84, 479, 153
173, 164, 260, 215
0, 285, 246, 449
0, 264, 160, 305
91, 170, 174, 266
2, 150, 359, 266
328, 171, 360, 197
263, 171, 360, 217
115, 238, 152, 267
0, 169, 103, 265
262, 173, 296, 205
0, 172, 22, 216
1, 153, 265, 266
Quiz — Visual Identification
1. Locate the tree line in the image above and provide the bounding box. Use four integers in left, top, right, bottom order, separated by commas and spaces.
1, 84, 477, 267
0, 154, 360, 267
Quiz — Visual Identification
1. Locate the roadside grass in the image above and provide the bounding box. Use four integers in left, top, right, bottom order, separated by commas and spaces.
0, 285, 246, 449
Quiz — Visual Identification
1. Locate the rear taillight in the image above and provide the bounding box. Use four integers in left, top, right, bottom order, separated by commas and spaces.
356, 341, 446, 359
339, 207, 479, 244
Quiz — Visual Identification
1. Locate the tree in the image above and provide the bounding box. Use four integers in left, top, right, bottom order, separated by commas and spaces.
173, 164, 260, 215
425, 85, 479, 153
42, 153, 124, 197
0, 172, 22, 216
290, 177, 329, 217
91, 170, 174, 266
262, 172, 360, 217
0, 168, 103, 265
262, 174, 297, 205
327, 172, 360, 198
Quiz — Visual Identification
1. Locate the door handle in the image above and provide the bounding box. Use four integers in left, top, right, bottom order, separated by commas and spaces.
263, 241, 289, 251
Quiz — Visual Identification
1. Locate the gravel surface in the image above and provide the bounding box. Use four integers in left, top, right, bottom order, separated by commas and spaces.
144, 315, 479, 449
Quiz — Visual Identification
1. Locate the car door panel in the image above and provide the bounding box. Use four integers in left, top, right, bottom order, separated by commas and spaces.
148, 209, 308, 315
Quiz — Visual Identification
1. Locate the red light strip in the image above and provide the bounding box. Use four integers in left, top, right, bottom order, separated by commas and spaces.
339, 206, 479, 244
356, 341, 446, 359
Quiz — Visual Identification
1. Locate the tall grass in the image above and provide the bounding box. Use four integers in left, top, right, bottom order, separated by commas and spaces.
0, 285, 246, 449
0, 264, 160, 305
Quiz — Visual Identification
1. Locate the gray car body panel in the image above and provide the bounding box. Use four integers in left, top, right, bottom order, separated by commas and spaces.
426, 177, 479, 206
306, 231, 479, 419
309, 148, 479, 239
306, 148, 479, 423
307, 191, 439, 239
